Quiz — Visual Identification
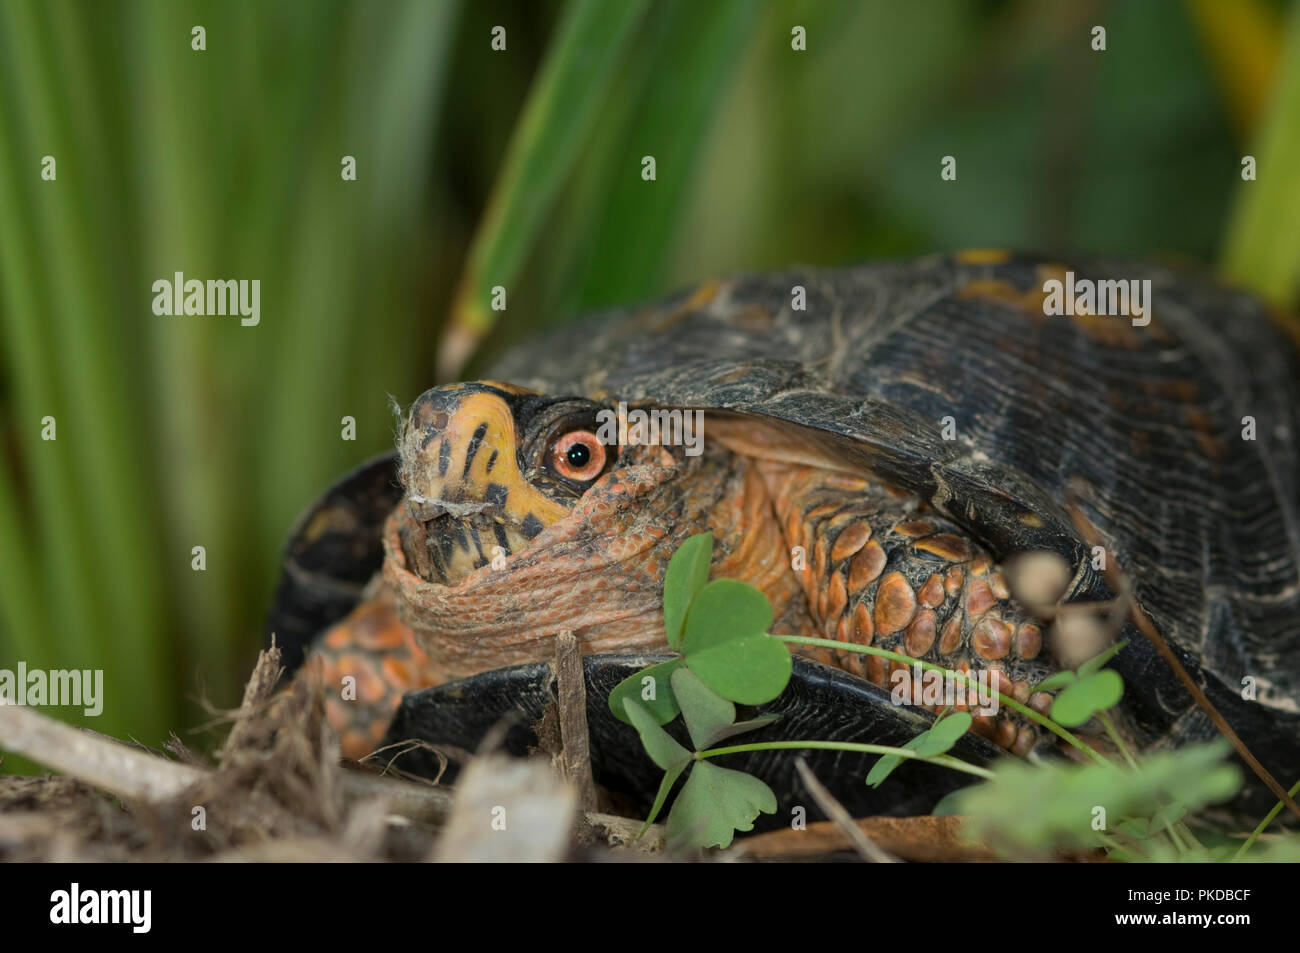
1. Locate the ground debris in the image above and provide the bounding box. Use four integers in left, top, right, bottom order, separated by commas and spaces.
1, 647, 396, 861
0, 646, 656, 861
433, 753, 577, 862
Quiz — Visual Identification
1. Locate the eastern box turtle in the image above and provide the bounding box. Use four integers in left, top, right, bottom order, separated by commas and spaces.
266, 252, 1300, 816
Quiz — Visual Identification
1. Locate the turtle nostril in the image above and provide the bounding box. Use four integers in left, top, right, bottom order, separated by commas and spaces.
415, 409, 450, 432
412, 398, 451, 433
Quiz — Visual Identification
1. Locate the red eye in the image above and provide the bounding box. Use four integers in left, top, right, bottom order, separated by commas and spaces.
551, 430, 608, 482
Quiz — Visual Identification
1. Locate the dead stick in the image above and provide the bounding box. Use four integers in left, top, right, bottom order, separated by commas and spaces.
553, 629, 598, 811
0, 704, 202, 801
794, 758, 897, 863
0, 703, 449, 816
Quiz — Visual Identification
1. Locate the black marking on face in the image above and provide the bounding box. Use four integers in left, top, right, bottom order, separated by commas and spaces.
521, 513, 544, 539
469, 524, 486, 566
438, 438, 451, 477
429, 541, 448, 582
486, 449, 498, 473
463, 422, 489, 478
438, 527, 457, 564
485, 482, 508, 508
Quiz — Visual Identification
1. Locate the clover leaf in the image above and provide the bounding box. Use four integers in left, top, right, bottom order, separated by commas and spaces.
671, 667, 778, 749
666, 760, 777, 850
1078, 639, 1128, 678
685, 632, 792, 705
622, 697, 691, 772
609, 658, 687, 726
1050, 669, 1124, 727
622, 698, 692, 832
681, 578, 772, 652
623, 667, 780, 848
866, 710, 972, 788
610, 534, 793, 723
680, 577, 790, 704
1032, 639, 1130, 694
662, 531, 714, 650
1031, 670, 1078, 693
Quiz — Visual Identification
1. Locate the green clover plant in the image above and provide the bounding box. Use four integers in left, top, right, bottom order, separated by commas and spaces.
609, 532, 991, 850
607, 533, 1286, 860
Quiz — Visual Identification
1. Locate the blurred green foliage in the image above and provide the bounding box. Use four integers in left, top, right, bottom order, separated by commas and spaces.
1, 0, 1297, 759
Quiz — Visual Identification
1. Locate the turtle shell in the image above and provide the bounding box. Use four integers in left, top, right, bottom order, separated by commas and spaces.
487, 253, 1300, 773
383, 653, 1005, 828
266, 452, 401, 674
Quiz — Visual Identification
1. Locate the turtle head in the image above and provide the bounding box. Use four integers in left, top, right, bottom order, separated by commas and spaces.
385, 382, 795, 681
396, 382, 625, 585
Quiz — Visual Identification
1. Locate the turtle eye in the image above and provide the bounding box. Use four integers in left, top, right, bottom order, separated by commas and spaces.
547, 429, 610, 485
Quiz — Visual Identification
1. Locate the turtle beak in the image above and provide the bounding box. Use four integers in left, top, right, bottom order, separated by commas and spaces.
402, 383, 570, 527
398, 383, 571, 584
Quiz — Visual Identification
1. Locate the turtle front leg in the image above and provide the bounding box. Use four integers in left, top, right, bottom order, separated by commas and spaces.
296, 588, 445, 759
755, 460, 1060, 754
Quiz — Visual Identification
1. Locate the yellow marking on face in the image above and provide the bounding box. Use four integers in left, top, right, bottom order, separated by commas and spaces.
414, 391, 570, 528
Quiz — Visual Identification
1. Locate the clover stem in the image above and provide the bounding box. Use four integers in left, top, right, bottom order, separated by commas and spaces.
693, 740, 996, 780
1162, 817, 1190, 854
1096, 831, 1147, 862
1175, 821, 1205, 853
1232, 774, 1300, 861
776, 635, 1111, 767
1097, 712, 1139, 771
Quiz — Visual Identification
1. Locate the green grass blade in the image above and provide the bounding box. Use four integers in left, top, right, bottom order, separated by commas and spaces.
438, 0, 651, 379
1220, 5, 1300, 313
0, 0, 171, 738
527, 0, 758, 323
576, 0, 759, 310
253, 0, 458, 585
0, 452, 43, 663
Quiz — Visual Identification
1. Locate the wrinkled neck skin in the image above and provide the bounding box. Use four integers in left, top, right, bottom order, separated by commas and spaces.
382, 435, 807, 681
